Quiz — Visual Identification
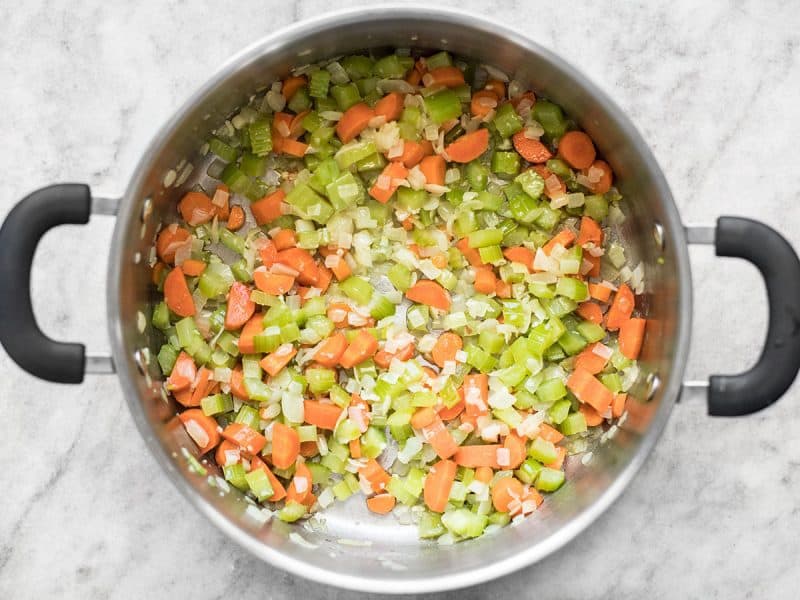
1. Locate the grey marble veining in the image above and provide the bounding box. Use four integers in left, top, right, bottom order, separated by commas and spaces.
1, 0, 799, 598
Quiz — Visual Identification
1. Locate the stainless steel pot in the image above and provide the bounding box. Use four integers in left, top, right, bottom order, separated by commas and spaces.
2, 6, 800, 594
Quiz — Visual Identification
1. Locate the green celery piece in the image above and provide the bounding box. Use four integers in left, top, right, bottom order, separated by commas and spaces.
515, 169, 545, 200
467, 228, 503, 249
560, 411, 588, 435
532, 101, 567, 139
308, 69, 331, 98
249, 120, 272, 156
492, 103, 524, 138
326, 171, 364, 210
284, 183, 335, 224
535, 467, 565, 492
424, 89, 462, 125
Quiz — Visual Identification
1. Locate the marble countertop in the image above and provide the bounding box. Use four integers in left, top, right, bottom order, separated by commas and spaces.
2, 0, 799, 598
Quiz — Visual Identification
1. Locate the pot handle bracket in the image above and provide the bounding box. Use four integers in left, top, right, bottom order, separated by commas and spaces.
686, 217, 800, 416
0, 184, 117, 383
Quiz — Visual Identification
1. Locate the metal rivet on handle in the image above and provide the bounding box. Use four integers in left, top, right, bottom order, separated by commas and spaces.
653, 222, 665, 251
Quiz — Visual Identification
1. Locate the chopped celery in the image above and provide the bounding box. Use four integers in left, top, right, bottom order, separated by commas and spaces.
201, 393, 233, 416
308, 69, 331, 98
560, 411, 588, 435
515, 169, 545, 200
467, 229, 503, 249
245, 468, 274, 501
277, 500, 307, 522
528, 437, 558, 464
491, 151, 520, 177
535, 467, 565, 492
492, 103, 524, 138
532, 100, 567, 139
331, 82, 361, 111
424, 89, 462, 125
285, 183, 335, 224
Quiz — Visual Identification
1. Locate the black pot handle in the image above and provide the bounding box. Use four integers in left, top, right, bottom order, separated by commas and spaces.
693, 217, 800, 416
0, 184, 94, 383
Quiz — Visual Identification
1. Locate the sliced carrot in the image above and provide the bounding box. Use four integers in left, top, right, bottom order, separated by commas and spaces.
437, 400, 465, 421
225, 282, 256, 331
288, 110, 310, 139
250, 456, 287, 502
579, 403, 604, 427
166, 351, 196, 392
303, 400, 343, 430
612, 393, 628, 418
473, 266, 497, 294
253, 268, 295, 295
300, 440, 319, 457
339, 330, 378, 369
374, 92, 404, 122
406, 279, 451, 311
503, 246, 535, 272
369, 161, 408, 204
280, 138, 309, 158
215, 440, 241, 467
619, 317, 646, 359
276, 247, 320, 285
587, 283, 612, 303
226, 205, 245, 231
475, 466, 494, 483
315, 266, 333, 293
258, 240, 278, 268
260, 344, 297, 376
491, 476, 524, 513
455, 237, 484, 267
586, 254, 601, 278
286, 463, 313, 504
349, 438, 362, 459
156, 225, 191, 264
419, 154, 446, 186
454, 444, 502, 469
444, 128, 489, 163
179, 409, 220, 454
272, 228, 297, 250
328, 254, 352, 281
542, 229, 576, 256
251, 189, 285, 226
538, 423, 564, 444
180, 259, 206, 277
237, 313, 263, 354
582, 159, 613, 194
398, 140, 427, 168
423, 418, 459, 459
152, 261, 166, 286
470, 90, 499, 118
282, 75, 307, 100
411, 407, 437, 429
577, 216, 603, 247
336, 102, 375, 143
164, 267, 195, 317
423, 459, 457, 513
512, 131, 552, 163
327, 302, 351, 327
424, 66, 465, 88
178, 191, 216, 226
576, 301, 603, 325
558, 130, 597, 169
366, 493, 396, 514
359, 458, 391, 494
545, 446, 567, 470
189, 367, 215, 406
431, 332, 463, 368
229, 366, 248, 400
495, 279, 512, 298
271, 422, 300, 469
484, 79, 506, 99
567, 367, 614, 414
503, 433, 527, 469
222, 422, 267, 455
575, 343, 609, 375
606, 283, 635, 331
313, 333, 348, 367
463, 373, 489, 418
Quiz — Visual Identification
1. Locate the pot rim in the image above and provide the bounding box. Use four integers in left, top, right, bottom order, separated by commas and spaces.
108, 4, 692, 593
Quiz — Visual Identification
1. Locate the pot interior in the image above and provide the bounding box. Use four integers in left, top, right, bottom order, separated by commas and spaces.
109, 7, 690, 592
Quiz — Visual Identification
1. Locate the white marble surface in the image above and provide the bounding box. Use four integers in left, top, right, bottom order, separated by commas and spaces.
1, 0, 799, 597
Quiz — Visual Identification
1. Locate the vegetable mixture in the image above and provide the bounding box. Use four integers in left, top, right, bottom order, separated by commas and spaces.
152, 49, 645, 542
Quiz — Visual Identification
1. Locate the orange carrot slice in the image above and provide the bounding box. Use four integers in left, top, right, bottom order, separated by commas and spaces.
444, 128, 489, 163
164, 266, 195, 317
